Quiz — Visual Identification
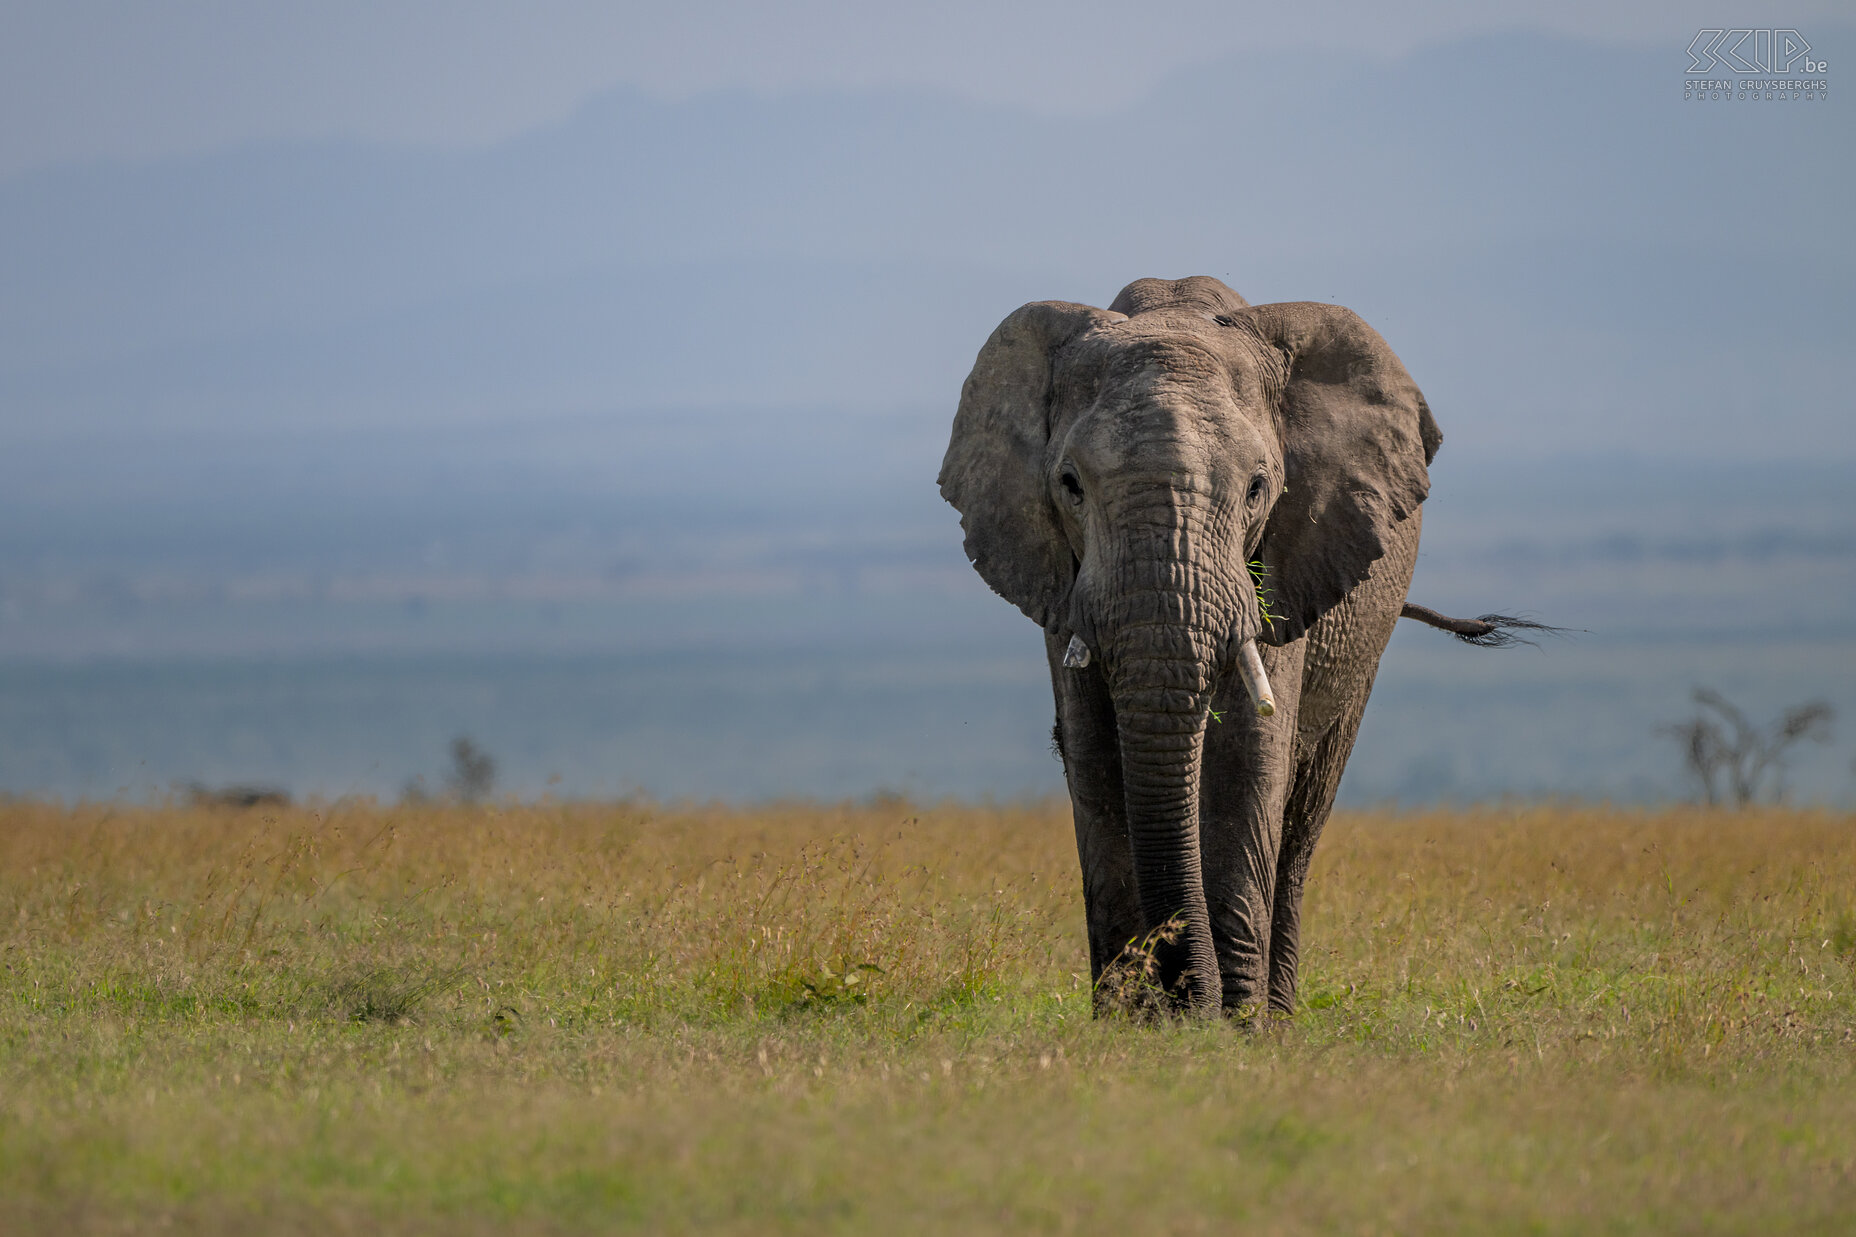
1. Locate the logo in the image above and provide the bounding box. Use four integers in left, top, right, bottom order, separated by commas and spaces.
1687, 30, 1822, 74
1683, 30, 1829, 102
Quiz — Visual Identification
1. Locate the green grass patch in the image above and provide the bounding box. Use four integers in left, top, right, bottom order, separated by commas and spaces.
3, 799, 1854, 1233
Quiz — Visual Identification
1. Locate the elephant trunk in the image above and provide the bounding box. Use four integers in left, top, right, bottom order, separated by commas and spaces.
1097, 505, 1246, 1016
1113, 669, 1221, 1014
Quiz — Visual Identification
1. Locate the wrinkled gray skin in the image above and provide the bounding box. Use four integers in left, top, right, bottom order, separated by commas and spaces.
939, 276, 1441, 1019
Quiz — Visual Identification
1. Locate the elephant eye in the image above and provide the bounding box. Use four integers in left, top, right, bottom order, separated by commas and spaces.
1060, 470, 1085, 504
1246, 473, 1267, 507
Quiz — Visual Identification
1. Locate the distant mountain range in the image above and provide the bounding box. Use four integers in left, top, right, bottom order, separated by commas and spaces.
2, 31, 1847, 450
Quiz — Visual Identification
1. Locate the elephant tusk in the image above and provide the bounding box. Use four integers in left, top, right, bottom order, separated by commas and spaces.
1062, 634, 1092, 669
1236, 639, 1276, 717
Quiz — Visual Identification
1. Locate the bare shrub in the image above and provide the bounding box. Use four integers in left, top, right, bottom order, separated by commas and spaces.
445, 736, 496, 804
1661, 687, 1834, 806
1093, 915, 1188, 1021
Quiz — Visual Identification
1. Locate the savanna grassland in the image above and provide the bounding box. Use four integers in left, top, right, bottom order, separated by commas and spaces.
3, 797, 1854, 1234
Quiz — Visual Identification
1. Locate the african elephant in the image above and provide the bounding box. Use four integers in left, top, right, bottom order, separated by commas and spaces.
939, 275, 1532, 1019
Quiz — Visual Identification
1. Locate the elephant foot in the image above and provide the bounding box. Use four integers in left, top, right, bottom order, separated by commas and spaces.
1222, 973, 1297, 1028
1219, 972, 1266, 1014
1222, 1000, 1265, 1029
1267, 973, 1300, 1017
1223, 1002, 1295, 1035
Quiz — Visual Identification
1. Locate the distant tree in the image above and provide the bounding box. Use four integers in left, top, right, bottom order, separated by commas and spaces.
445, 736, 496, 804
1661, 688, 1834, 806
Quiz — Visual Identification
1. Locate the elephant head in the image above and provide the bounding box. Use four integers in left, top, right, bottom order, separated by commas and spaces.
939, 276, 1441, 1013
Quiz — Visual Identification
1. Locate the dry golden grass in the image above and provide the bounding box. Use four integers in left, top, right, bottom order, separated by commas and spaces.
3, 796, 1854, 1234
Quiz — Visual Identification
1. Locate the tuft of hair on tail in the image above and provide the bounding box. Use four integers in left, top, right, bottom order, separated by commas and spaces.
1450, 614, 1565, 648
1399, 603, 1574, 649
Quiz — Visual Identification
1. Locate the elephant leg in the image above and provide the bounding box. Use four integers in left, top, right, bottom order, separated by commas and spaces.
1268, 705, 1367, 1013
1045, 634, 1143, 996
1268, 510, 1421, 1013
1199, 639, 1304, 1016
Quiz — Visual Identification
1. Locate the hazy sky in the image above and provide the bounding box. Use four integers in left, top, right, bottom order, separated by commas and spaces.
2, 0, 1840, 175
0, 2, 1850, 803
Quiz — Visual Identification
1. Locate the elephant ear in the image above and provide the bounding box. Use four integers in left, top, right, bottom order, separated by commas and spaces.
1240, 302, 1443, 646
939, 301, 1124, 629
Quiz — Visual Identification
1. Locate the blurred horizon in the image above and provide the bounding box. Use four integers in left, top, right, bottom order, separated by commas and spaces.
2, 13, 1851, 805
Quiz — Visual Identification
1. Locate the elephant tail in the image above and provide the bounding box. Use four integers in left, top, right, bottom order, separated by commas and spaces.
1399, 603, 1569, 649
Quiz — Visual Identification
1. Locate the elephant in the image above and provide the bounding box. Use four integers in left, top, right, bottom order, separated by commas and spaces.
939, 275, 1540, 1019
